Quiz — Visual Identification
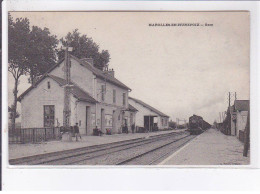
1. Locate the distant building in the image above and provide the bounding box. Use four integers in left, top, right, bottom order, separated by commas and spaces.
230, 100, 249, 140
128, 97, 169, 131
18, 54, 137, 135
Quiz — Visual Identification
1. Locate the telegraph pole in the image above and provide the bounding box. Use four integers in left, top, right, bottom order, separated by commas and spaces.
227, 92, 231, 135
62, 46, 73, 141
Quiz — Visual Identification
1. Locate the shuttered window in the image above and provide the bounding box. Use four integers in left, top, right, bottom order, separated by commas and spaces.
123, 93, 126, 105
101, 85, 105, 101
113, 89, 116, 103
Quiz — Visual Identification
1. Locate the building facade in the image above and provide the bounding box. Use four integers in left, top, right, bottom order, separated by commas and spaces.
18, 54, 137, 135
230, 100, 249, 139
128, 97, 169, 131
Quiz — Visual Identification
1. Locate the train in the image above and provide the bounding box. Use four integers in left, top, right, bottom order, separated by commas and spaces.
188, 114, 211, 135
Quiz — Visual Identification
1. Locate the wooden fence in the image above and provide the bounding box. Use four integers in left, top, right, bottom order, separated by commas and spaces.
9, 127, 61, 144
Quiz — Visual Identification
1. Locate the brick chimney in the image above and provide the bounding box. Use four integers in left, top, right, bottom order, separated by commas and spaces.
81, 58, 94, 67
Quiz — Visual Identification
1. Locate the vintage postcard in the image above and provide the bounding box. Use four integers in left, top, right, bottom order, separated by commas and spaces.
7, 11, 250, 166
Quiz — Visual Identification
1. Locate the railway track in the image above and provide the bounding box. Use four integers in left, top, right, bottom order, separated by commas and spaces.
9, 131, 187, 165
116, 135, 195, 165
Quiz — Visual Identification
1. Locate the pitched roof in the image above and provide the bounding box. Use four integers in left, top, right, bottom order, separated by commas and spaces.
129, 97, 169, 117
127, 104, 138, 112
18, 74, 97, 104
234, 100, 249, 111
47, 54, 131, 90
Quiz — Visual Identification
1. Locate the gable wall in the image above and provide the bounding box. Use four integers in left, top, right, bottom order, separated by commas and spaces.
21, 77, 64, 128
50, 58, 94, 96
128, 99, 169, 129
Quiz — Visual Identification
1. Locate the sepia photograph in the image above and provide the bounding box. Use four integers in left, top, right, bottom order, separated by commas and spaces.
7, 11, 250, 166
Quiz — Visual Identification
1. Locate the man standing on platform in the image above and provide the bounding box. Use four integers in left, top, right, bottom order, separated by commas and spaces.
74, 123, 81, 141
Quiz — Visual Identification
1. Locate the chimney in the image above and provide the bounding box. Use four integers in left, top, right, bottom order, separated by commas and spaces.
107, 68, 115, 77
81, 58, 94, 67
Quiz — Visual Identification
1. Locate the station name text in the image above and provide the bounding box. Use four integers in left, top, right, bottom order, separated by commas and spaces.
148, 23, 213, 27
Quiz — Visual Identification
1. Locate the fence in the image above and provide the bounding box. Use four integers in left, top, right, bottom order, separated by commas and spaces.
9, 127, 61, 144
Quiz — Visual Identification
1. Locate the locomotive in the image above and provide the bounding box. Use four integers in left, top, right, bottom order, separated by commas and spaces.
188, 114, 211, 135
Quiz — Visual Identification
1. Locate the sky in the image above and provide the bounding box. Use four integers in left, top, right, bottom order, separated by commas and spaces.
8, 11, 250, 124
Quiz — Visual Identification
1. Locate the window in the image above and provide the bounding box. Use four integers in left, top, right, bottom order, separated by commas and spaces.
105, 114, 113, 127
101, 85, 105, 101
91, 113, 96, 127
123, 93, 126, 105
113, 89, 116, 103
47, 81, 51, 89
44, 105, 55, 127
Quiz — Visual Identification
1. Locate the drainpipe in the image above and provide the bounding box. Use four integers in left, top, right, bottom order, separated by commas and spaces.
75, 100, 79, 123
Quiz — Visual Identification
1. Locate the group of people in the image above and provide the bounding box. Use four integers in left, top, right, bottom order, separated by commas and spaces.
61, 123, 137, 140
60, 123, 81, 141
123, 123, 136, 134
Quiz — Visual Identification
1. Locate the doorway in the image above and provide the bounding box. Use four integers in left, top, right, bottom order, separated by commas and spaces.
144, 116, 155, 131
101, 108, 105, 132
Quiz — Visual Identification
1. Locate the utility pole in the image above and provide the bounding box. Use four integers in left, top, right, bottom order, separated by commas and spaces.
227, 92, 231, 135
62, 47, 73, 141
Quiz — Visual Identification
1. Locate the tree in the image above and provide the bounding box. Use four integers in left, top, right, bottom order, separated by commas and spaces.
27, 26, 58, 85
8, 105, 20, 120
58, 29, 110, 70
8, 14, 30, 130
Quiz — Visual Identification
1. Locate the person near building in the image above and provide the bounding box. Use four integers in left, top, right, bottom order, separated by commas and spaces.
74, 123, 81, 141
131, 123, 135, 133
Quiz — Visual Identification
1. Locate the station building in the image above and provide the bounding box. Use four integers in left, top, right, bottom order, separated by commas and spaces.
230, 100, 249, 140
128, 97, 169, 131
18, 54, 137, 135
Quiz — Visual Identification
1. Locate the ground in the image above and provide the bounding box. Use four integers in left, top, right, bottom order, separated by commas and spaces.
9, 128, 250, 166
9, 129, 185, 160
160, 128, 250, 165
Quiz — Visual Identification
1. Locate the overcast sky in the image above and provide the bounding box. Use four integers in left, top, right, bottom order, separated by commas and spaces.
8, 11, 250, 124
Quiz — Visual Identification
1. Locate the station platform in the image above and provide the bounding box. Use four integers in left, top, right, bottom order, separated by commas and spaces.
160, 128, 250, 165
9, 129, 186, 160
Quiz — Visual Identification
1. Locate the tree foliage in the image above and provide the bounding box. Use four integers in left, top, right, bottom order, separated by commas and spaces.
8, 14, 30, 129
58, 29, 110, 70
27, 26, 58, 84
8, 13, 58, 129
8, 14, 30, 79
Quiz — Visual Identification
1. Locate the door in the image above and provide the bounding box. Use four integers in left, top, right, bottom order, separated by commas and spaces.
101, 108, 105, 132
112, 110, 116, 133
